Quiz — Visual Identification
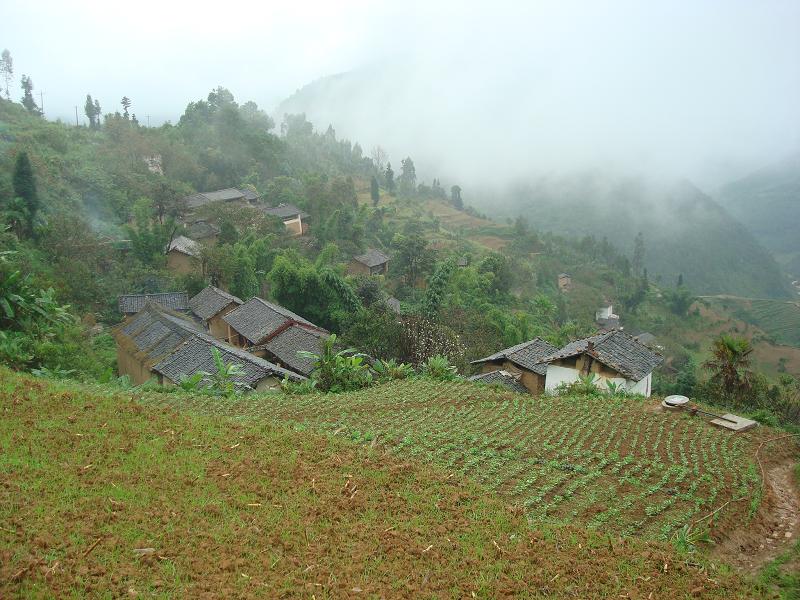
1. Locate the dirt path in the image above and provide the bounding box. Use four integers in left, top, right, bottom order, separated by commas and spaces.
717, 461, 799, 572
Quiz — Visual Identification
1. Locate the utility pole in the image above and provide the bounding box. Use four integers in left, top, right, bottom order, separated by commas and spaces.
146, 114, 150, 127
75, 106, 79, 127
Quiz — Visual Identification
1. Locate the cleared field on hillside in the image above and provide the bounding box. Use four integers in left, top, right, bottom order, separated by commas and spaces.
0, 370, 759, 598
143, 380, 779, 542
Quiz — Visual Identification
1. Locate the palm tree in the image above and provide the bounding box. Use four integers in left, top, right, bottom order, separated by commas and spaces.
703, 335, 754, 398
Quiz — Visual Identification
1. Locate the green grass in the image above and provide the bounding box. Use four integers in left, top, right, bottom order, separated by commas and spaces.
0, 368, 764, 598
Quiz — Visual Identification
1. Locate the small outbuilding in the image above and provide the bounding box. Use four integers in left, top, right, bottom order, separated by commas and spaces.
349, 249, 390, 276
166, 235, 202, 275
469, 370, 528, 394
189, 286, 243, 341
261, 203, 309, 236
470, 337, 558, 395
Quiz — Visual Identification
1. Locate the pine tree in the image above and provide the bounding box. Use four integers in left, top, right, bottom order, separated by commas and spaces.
93, 99, 102, 126
12, 151, 38, 238
20, 75, 40, 115
370, 176, 380, 207
0, 49, 13, 99
84, 94, 97, 128
677, 273, 684, 287
121, 96, 131, 119
385, 163, 395, 194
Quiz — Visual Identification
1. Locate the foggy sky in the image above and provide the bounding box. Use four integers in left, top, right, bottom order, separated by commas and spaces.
2, 0, 799, 186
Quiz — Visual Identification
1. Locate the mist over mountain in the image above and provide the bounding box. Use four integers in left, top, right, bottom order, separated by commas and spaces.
482, 174, 791, 298
717, 155, 800, 277
278, 69, 793, 299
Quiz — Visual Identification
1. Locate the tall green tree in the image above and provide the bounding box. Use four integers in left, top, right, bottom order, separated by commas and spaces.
12, 152, 38, 238
84, 94, 99, 128
632, 231, 645, 276
450, 185, 463, 210
391, 231, 434, 287
370, 176, 380, 206
20, 75, 40, 115
230, 245, 259, 300
398, 157, 417, 194
385, 162, 395, 194
0, 49, 13, 99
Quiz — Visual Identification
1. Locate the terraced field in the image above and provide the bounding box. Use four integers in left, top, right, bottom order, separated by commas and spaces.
749, 299, 800, 347
142, 380, 774, 542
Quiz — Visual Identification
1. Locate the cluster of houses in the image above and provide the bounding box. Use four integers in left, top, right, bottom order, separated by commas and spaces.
115, 287, 663, 398
163, 186, 397, 281
113, 286, 327, 391
164, 187, 311, 276
469, 329, 662, 397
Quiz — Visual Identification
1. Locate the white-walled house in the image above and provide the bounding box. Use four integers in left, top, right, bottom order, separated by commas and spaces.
542, 330, 662, 397
595, 304, 618, 321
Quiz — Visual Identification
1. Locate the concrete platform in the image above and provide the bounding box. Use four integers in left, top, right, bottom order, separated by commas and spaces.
710, 413, 758, 432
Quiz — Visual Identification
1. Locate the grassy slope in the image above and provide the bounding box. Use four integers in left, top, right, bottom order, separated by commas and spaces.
0, 369, 766, 599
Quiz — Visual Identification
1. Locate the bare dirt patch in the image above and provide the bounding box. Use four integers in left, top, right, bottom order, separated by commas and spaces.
715, 443, 800, 573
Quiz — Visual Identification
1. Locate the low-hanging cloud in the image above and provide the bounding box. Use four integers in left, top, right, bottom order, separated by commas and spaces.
3, 0, 799, 187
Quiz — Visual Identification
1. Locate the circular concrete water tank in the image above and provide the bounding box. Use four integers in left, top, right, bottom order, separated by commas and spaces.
664, 395, 690, 406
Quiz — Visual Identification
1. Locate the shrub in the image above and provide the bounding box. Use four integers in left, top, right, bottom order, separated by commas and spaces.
421, 355, 457, 381
373, 358, 415, 381
298, 334, 373, 393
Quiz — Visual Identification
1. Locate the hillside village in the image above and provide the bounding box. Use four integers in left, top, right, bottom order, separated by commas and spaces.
1, 63, 799, 597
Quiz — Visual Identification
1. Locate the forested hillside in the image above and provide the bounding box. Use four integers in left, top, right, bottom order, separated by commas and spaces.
1, 86, 798, 399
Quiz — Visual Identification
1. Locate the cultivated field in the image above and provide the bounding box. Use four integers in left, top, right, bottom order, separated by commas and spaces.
1, 369, 764, 598
143, 380, 777, 542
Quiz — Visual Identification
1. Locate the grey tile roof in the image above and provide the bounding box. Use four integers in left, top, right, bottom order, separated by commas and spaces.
113, 303, 202, 364
222, 297, 322, 345
471, 337, 558, 376
469, 370, 528, 394
189, 286, 243, 322
185, 188, 260, 209
262, 203, 309, 220
186, 220, 221, 240
353, 249, 390, 268
167, 235, 201, 258
118, 291, 190, 314
254, 324, 327, 377
152, 334, 303, 388
541, 330, 663, 381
